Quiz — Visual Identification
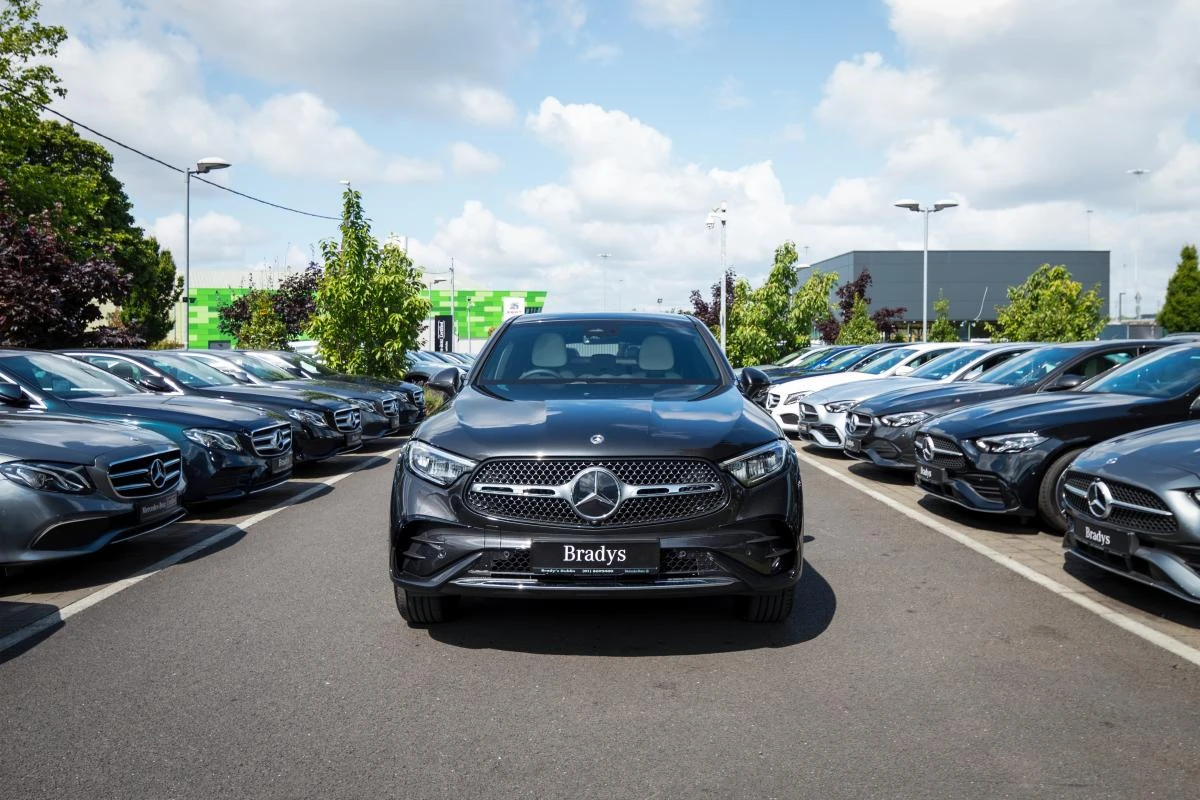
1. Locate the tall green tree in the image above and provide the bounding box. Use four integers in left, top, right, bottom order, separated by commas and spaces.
1157, 244, 1200, 333
236, 290, 289, 350
835, 297, 880, 344
309, 188, 429, 377
928, 290, 959, 342
989, 264, 1106, 342
0, 1, 65, 130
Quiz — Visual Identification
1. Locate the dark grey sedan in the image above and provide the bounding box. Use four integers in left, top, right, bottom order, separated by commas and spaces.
1062, 420, 1200, 604
0, 413, 187, 566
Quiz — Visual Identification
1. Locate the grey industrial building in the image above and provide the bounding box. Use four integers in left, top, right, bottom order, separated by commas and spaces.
809, 250, 1110, 339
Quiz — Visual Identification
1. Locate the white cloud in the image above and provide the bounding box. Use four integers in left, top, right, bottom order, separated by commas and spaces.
632, 0, 711, 35
581, 43, 622, 64
147, 211, 267, 267
449, 142, 503, 176
431, 84, 518, 127
780, 123, 806, 143
546, 0, 588, 42
382, 157, 444, 183
713, 77, 750, 110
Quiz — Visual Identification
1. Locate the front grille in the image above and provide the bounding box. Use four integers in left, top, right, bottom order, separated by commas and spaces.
250, 423, 292, 456
466, 458, 728, 527
380, 397, 399, 416
469, 548, 720, 577
411, 389, 424, 406
780, 413, 799, 425
799, 404, 819, 423
916, 434, 966, 470
812, 424, 840, 442
847, 412, 873, 437
1063, 472, 1177, 535
332, 408, 361, 431
108, 449, 184, 499
765, 392, 780, 409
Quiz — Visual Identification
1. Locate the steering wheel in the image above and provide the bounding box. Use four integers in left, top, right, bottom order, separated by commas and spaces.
519, 369, 561, 379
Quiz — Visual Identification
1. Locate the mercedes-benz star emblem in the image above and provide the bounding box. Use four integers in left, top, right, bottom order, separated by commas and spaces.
916, 435, 934, 463
1086, 480, 1114, 519
148, 459, 167, 489
590, 434, 604, 445
570, 467, 621, 521
272, 429, 284, 450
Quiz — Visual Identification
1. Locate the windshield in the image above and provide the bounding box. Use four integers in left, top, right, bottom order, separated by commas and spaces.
295, 354, 337, 377
786, 348, 835, 369
908, 347, 987, 380
221, 353, 297, 381
144, 354, 239, 387
815, 347, 866, 371
1083, 346, 1200, 399
973, 345, 1078, 387
476, 318, 722, 398
858, 348, 917, 375
0, 353, 143, 398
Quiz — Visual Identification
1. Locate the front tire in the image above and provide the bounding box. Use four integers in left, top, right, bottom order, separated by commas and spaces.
741, 586, 795, 622
1038, 448, 1084, 535
394, 585, 458, 625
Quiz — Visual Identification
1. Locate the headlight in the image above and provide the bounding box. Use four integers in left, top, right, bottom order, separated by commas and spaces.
974, 433, 1047, 453
406, 441, 477, 487
823, 400, 857, 413
183, 428, 243, 452
880, 411, 930, 428
720, 440, 788, 487
0, 461, 92, 493
783, 391, 810, 405
287, 409, 328, 427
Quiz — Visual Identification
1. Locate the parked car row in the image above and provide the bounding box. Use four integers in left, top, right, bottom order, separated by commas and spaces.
785, 338, 1200, 607
0, 348, 429, 570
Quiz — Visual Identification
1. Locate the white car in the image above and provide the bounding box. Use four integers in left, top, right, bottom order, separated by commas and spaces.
768, 342, 963, 440
796, 343, 1035, 451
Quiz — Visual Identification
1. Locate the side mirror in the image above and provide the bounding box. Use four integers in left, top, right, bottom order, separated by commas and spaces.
1049, 373, 1084, 391
138, 375, 173, 392
428, 366, 463, 397
0, 383, 29, 407
738, 367, 771, 399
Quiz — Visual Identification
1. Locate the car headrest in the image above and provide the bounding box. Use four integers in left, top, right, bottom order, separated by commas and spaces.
531, 333, 568, 368
638, 335, 675, 371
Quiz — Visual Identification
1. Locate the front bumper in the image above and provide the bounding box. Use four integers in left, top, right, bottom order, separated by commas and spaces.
913, 435, 1051, 516
389, 453, 805, 600
797, 403, 849, 450
1064, 512, 1200, 605
182, 441, 293, 504
844, 415, 921, 470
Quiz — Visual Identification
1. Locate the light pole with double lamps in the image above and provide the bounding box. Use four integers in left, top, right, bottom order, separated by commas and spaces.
893, 199, 957, 342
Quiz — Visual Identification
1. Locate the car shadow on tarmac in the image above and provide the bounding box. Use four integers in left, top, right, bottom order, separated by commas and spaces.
425, 561, 836, 656
1063, 558, 1200, 628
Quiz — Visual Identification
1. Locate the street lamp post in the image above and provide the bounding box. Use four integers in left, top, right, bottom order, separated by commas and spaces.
426, 277, 447, 348
894, 199, 958, 341
705, 203, 728, 352
1128, 168, 1149, 319
184, 157, 232, 348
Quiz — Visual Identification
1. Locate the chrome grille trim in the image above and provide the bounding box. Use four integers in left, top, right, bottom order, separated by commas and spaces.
250, 423, 293, 456
765, 392, 780, 409
381, 397, 399, 415
846, 412, 873, 436
108, 448, 184, 499
332, 408, 361, 431
1062, 472, 1177, 534
799, 403, 819, 423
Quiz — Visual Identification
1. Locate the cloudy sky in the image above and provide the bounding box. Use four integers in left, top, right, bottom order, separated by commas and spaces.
39, 0, 1200, 318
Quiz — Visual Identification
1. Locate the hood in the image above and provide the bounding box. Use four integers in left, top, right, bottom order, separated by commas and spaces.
275, 378, 391, 402
417, 385, 779, 462
855, 380, 1018, 417
0, 414, 175, 463
923, 392, 1164, 440
194, 384, 349, 411
1072, 420, 1200, 482
62, 394, 283, 429
774, 371, 875, 397
805, 376, 931, 406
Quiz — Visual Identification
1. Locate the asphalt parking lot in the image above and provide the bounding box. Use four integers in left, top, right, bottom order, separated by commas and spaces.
1, 439, 1198, 799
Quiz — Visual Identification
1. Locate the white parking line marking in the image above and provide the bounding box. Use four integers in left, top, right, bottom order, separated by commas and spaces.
797, 451, 1200, 669
0, 447, 402, 656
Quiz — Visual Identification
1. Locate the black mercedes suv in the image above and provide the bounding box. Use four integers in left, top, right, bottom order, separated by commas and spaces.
388, 313, 804, 624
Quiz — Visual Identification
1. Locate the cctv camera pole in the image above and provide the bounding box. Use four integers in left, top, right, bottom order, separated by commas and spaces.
719, 212, 727, 353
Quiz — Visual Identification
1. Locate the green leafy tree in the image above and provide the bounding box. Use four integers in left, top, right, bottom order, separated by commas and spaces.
989, 264, 1105, 342
236, 290, 289, 349
835, 297, 879, 344
928, 290, 959, 342
0, 0, 66, 139
117, 240, 182, 343
1157, 245, 1200, 333
309, 188, 429, 377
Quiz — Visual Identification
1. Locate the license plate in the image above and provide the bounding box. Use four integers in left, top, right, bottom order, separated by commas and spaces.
345, 430, 362, 447
917, 464, 947, 486
844, 438, 860, 453
388, 415, 400, 430
529, 541, 659, 576
137, 493, 180, 523
1076, 521, 1134, 555
269, 452, 292, 473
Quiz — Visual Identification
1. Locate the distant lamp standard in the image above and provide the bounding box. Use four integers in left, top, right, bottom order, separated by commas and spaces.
597, 253, 611, 311
465, 298, 474, 355
1128, 168, 1149, 319
894, 198, 958, 341
1118, 291, 1127, 322
427, 278, 446, 347
705, 203, 728, 352
184, 156, 232, 348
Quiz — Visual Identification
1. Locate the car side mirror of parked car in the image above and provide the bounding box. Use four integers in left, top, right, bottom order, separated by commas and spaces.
0, 382, 29, 407
1048, 373, 1084, 391
428, 367, 463, 397
738, 367, 771, 398
138, 375, 173, 392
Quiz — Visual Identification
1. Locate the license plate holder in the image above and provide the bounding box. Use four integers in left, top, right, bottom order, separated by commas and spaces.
1076, 520, 1135, 555
917, 463, 947, 486
530, 541, 660, 576
137, 493, 180, 523
345, 430, 362, 448
269, 452, 292, 473
844, 438, 861, 453
388, 414, 400, 430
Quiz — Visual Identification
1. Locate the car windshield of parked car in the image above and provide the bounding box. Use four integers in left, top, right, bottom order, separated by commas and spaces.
815, 347, 867, 371
972, 345, 1077, 387
907, 347, 987, 380
223, 354, 297, 382
293, 354, 338, 377
0, 353, 143, 398
476, 319, 723, 400
857, 348, 917, 375
785, 348, 834, 369
146, 354, 240, 388
1082, 346, 1200, 399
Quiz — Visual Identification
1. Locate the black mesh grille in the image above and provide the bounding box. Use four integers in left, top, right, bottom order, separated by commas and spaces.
920, 435, 966, 470
872, 440, 900, 458
1063, 472, 1177, 534
961, 474, 1006, 503
847, 412, 873, 436
812, 424, 839, 441
468, 548, 719, 577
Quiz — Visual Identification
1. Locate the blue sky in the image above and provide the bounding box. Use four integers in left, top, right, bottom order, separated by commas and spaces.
39, 0, 1200, 319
